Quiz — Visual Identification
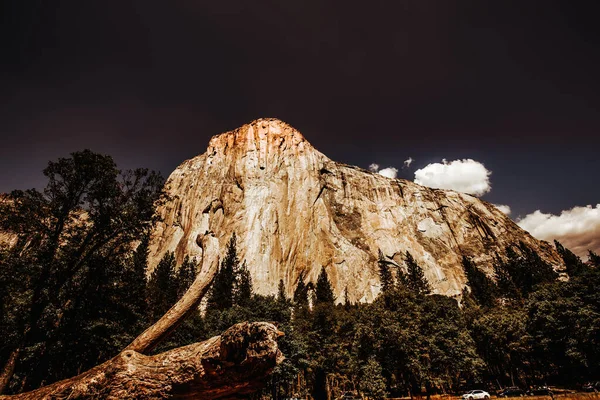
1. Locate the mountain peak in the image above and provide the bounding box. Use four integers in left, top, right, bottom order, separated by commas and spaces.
206, 118, 310, 156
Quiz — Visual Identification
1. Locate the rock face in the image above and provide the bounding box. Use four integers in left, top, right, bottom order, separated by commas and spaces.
149, 118, 562, 303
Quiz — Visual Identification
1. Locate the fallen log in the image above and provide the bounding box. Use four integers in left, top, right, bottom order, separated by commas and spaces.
1, 322, 283, 400
1, 232, 284, 399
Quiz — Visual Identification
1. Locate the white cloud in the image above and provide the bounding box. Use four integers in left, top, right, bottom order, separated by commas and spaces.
369, 163, 380, 172
368, 163, 398, 178
414, 159, 491, 196
403, 157, 414, 168
494, 204, 512, 215
378, 167, 398, 179
518, 204, 600, 258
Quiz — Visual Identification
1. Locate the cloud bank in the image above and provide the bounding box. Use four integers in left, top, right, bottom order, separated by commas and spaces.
518, 204, 600, 258
414, 159, 491, 196
494, 204, 512, 215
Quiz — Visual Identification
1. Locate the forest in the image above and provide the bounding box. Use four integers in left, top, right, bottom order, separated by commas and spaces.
1, 151, 599, 399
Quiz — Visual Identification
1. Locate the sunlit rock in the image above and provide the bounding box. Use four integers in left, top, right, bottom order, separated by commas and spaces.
149, 118, 562, 303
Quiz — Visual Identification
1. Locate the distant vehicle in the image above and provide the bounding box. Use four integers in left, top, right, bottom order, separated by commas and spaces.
462, 390, 490, 399
498, 387, 526, 397
527, 386, 553, 396
582, 381, 600, 392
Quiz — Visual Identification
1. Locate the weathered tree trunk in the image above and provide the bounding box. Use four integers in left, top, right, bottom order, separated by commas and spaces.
126, 233, 221, 354
1, 322, 283, 400
1, 232, 284, 399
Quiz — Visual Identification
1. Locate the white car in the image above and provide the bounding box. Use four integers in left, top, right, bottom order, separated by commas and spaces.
462, 390, 490, 400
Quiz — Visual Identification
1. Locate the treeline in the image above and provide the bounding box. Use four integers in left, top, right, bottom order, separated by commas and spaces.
143, 236, 600, 400
461, 242, 600, 389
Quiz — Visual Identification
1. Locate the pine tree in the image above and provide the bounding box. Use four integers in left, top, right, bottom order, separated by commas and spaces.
162, 255, 204, 352
315, 266, 335, 304
344, 286, 351, 308
147, 251, 178, 322
555, 240, 586, 276
293, 274, 308, 307
125, 234, 151, 326
405, 251, 431, 295
460, 287, 481, 327
235, 260, 253, 306
493, 252, 520, 300
378, 249, 394, 294
498, 243, 558, 298
307, 281, 316, 307
207, 233, 238, 311
519, 242, 558, 288
277, 279, 287, 303
177, 256, 197, 298
461, 256, 496, 307
396, 265, 409, 289
589, 250, 600, 267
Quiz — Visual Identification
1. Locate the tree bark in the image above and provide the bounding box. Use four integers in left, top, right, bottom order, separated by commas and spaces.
1, 232, 285, 399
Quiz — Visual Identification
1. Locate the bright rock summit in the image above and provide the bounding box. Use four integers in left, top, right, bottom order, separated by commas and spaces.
149, 118, 561, 303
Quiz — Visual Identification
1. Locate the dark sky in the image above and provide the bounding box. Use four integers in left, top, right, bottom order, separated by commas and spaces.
2, 1, 599, 219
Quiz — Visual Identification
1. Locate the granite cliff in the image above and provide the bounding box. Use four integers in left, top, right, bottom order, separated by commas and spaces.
148, 118, 562, 302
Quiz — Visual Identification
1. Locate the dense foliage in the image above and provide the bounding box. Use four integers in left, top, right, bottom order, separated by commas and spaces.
1, 152, 599, 398
0, 150, 165, 393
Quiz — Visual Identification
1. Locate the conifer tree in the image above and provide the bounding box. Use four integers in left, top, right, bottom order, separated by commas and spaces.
177, 255, 197, 298
518, 242, 558, 288
460, 287, 481, 327
307, 281, 316, 306
344, 286, 351, 308
235, 260, 253, 306
358, 358, 387, 400
277, 279, 287, 303
378, 249, 394, 294
125, 234, 150, 325
405, 251, 431, 295
493, 252, 520, 300
315, 266, 335, 304
589, 250, 600, 267
396, 266, 409, 289
147, 251, 178, 322
207, 233, 238, 311
555, 240, 586, 276
293, 274, 308, 307
461, 256, 496, 307
132, 235, 150, 279
497, 243, 558, 298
